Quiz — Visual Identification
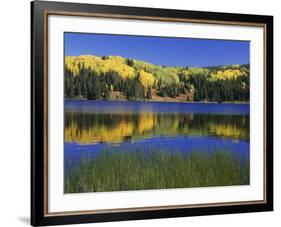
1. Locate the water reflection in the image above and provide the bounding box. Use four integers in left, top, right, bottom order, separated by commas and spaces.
64, 101, 250, 192
65, 111, 249, 144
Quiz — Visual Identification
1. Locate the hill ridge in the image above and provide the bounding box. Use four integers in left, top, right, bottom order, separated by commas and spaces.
64, 54, 249, 102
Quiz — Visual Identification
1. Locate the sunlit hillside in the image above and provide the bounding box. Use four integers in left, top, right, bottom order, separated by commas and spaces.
65, 55, 249, 102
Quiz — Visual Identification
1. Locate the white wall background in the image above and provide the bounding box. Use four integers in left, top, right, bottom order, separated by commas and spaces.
0, 0, 279, 226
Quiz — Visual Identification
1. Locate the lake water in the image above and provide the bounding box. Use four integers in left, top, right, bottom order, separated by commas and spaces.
64, 100, 250, 170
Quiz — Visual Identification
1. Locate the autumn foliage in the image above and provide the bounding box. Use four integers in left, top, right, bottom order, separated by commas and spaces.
65, 55, 249, 102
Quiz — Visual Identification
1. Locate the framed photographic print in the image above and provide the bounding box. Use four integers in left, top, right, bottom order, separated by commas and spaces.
31, 0, 273, 226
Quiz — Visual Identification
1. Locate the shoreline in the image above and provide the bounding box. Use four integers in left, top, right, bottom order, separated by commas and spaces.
64, 98, 249, 105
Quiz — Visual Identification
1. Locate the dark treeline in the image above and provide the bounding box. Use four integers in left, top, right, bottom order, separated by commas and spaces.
65, 67, 147, 100
65, 64, 249, 102
188, 74, 249, 102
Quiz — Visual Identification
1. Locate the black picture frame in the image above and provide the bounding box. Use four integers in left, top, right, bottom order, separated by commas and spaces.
31, 0, 273, 226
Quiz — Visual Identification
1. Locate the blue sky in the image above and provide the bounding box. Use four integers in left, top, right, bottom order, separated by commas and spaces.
65, 32, 249, 67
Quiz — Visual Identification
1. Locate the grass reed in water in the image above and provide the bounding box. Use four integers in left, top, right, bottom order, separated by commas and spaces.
65, 148, 249, 193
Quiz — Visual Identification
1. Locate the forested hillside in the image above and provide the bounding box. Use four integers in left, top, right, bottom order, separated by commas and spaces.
65, 55, 249, 102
